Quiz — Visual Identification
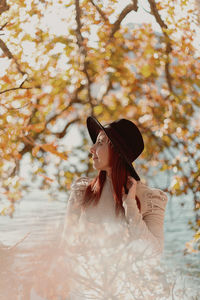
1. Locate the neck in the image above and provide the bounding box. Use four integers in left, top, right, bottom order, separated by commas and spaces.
106, 172, 112, 182
106, 169, 111, 178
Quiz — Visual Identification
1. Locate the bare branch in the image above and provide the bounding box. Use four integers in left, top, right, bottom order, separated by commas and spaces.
110, 4, 138, 38
8, 159, 20, 177
165, 46, 173, 94
55, 118, 81, 138
0, 78, 32, 95
46, 85, 85, 126
101, 77, 113, 103
0, 21, 8, 30
147, 0, 177, 97
0, 38, 27, 75
75, 0, 83, 46
0, 38, 13, 58
1, 102, 30, 111
75, 0, 94, 115
0, 0, 9, 16
131, 0, 138, 11
18, 143, 33, 156
147, 0, 167, 29
14, 58, 26, 75
89, 0, 108, 22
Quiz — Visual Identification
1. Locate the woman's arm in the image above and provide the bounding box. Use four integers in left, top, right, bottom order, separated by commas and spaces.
122, 177, 168, 256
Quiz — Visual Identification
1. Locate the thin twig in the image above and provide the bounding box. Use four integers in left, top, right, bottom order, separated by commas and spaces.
89, 0, 108, 22
0, 78, 32, 95
0, 21, 8, 30
8, 232, 31, 250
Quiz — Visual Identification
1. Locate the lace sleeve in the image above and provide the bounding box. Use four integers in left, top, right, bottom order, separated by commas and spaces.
122, 186, 168, 256
65, 177, 90, 219
61, 177, 91, 236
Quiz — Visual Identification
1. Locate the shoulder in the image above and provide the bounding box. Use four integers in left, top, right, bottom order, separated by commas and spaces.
136, 181, 168, 215
68, 177, 92, 205
71, 176, 92, 191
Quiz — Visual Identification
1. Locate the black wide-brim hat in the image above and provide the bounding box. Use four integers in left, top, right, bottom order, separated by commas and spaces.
87, 116, 144, 181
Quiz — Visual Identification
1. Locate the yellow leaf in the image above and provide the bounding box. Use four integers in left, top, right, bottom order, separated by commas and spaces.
160, 164, 168, 171
172, 180, 180, 190
1, 204, 15, 216
194, 231, 200, 241
144, 46, 154, 56
162, 135, 171, 146
140, 65, 152, 78
94, 105, 103, 114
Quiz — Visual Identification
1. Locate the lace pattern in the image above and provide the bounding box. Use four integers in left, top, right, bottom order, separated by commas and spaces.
123, 184, 168, 256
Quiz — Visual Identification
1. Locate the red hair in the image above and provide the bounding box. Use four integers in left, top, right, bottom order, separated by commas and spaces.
81, 140, 141, 217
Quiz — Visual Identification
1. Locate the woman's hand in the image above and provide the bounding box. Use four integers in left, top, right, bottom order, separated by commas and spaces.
123, 176, 137, 203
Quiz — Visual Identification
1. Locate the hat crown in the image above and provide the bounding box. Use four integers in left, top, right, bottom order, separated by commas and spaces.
105, 118, 144, 162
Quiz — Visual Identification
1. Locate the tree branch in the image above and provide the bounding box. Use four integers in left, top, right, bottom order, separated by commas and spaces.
0, 0, 9, 16
101, 77, 113, 104
0, 38, 13, 58
17, 84, 86, 160
0, 21, 8, 31
46, 85, 85, 126
55, 118, 81, 138
0, 39, 26, 75
0, 78, 32, 95
110, 3, 138, 39
131, 0, 138, 10
89, 0, 108, 22
75, 0, 94, 115
147, 0, 167, 29
147, 0, 175, 96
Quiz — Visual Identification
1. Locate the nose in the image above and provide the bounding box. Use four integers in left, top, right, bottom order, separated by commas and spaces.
90, 144, 95, 154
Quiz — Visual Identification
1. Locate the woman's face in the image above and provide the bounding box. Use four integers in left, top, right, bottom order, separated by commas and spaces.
90, 131, 111, 173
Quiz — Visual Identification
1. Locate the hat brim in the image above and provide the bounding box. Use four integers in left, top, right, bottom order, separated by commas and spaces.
87, 116, 140, 181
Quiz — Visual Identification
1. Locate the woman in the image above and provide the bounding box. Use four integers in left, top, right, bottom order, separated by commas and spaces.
65, 116, 168, 252
1, 116, 170, 300
57, 116, 169, 299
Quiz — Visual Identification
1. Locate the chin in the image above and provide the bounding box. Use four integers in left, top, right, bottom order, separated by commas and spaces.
93, 163, 102, 171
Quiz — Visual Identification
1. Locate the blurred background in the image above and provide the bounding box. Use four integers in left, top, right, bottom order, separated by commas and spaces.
0, 0, 200, 297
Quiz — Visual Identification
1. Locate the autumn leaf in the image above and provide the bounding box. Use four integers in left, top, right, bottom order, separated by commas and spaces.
28, 122, 46, 133
185, 241, 198, 254
40, 144, 68, 160
38, 173, 54, 182
1, 204, 15, 217
140, 65, 152, 78
32, 145, 40, 157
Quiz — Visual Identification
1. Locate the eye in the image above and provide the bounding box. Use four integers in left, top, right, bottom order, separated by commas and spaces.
97, 140, 103, 145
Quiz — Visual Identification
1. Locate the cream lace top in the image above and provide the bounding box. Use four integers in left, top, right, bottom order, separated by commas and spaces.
64, 176, 168, 256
